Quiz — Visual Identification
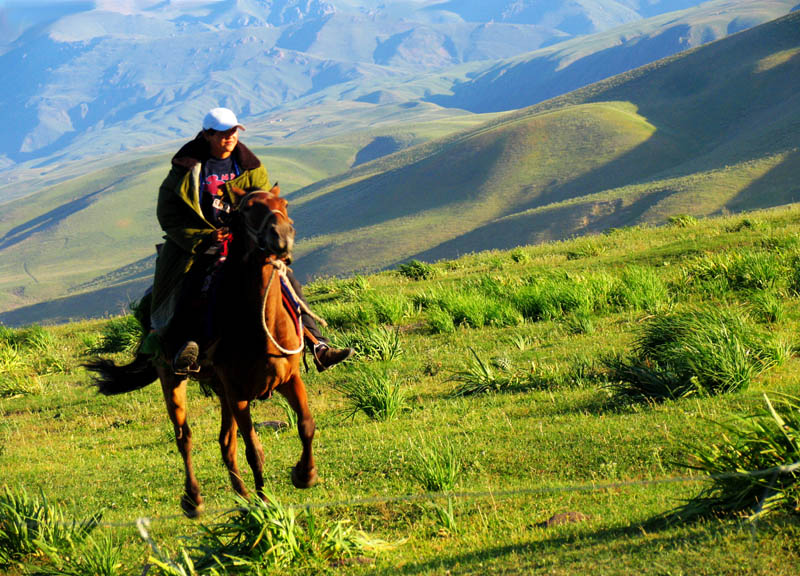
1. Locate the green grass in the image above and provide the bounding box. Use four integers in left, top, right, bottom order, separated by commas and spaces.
6, 206, 800, 574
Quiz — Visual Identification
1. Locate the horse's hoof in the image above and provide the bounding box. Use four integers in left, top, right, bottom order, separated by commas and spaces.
291, 465, 318, 489
181, 494, 204, 518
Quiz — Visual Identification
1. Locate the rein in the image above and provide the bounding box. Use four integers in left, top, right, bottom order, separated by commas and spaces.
262, 260, 305, 356
236, 189, 329, 355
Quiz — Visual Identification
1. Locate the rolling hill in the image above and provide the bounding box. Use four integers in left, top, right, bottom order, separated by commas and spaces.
285, 9, 800, 274
429, 0, 798, 112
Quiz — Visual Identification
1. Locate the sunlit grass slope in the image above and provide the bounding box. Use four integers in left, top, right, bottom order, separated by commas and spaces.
3, 204, 800, 574
287, 10, 800, 279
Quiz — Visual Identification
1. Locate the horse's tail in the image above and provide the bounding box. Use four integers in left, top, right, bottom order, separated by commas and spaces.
85, 354, 158, 396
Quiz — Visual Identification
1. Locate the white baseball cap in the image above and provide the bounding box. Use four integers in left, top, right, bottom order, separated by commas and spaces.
202, 107, 246, 132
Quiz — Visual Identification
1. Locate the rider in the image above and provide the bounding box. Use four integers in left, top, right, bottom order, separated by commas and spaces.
151, 107, 353, 374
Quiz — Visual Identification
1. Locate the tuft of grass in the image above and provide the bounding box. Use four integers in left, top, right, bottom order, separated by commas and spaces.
606, 306, 788, 400
564, 310, 595, 334
426, 307, 456, 334
566, 236, 607, 260
681, 249, 787, 294
368, 292, 411, 325
275, 395, 298, 432
334, 325, 403, 361
40, 534, 125, 576
397, 259, 437, 280
144, 493, 393, 573
0, 486, 101, 567
668, 213, 698, 227
408, 437, 462, 493
509, 248, 530, 263
448, 348, 517, 396
84, 315, 144, 355
335, 365, 407, 421
748, 290, 785, 324
340, 275, 372, 300
674, 394, 800, 521
315, 301, 378, 331
611, 265, 670, 313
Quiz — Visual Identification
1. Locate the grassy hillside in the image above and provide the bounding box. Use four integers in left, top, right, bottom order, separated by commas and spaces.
2, 204, 800, 574
285, 10, 800, 278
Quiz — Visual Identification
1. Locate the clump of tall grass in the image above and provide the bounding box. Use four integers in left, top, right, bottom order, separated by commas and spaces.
0, 346, 41, 397
0, 325, 67, 377
408, 437, 462, 493
673, 394, 800, 521
39, 534, 125, 576
449, 348, 517, 396
748, 290, 785, 324
144, 493, 393, 574
606, 306, 789, 401
0, 486, 101, 567
397, 259, 437, 280
416, 285, 522, 331
513, 272, 611, 321
668, 213, 698, 227
340, 275, 371, 300
610, 265, 670, 313
335, 365, 407, 421
564, 310, 595, 334
680, 250, 787, 293
566, 236, 607, 260
84, 315, 144, 355
426, 307, 455, 334
367, 292, 411, 325
509, 248, 530, 263
333, 326, 403, 361
314, 301, 377, 331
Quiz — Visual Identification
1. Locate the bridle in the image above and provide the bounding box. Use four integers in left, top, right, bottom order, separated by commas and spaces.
238, 190, 290, 253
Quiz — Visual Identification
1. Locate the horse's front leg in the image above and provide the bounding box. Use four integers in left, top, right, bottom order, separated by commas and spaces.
278, 373, 318, 489
158, 370, 203, 517
226, 397, 267, 498
219, 396, 248, 498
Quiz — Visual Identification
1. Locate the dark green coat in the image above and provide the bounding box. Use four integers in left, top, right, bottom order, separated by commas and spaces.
150, 133, 269, 331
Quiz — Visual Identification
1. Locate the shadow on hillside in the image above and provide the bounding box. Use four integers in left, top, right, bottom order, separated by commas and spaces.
428, 24, 695, 114
0, 185, 112, 251
0, 278, 150, 327
726, 149, 800, 212
405, 188, 673, 263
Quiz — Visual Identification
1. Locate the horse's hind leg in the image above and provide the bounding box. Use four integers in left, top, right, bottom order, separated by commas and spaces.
278, 373, 318, 489
219, 397, 249, 498
159, 371, 203, 517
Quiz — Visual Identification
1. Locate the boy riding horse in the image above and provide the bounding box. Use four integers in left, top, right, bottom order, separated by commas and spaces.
152, 107, 353, 373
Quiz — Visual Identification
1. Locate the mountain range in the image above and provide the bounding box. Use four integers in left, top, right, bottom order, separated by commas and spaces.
0, 0, 792, 174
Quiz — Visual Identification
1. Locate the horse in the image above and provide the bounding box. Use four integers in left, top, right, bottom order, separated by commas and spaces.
85, 186, 318, 517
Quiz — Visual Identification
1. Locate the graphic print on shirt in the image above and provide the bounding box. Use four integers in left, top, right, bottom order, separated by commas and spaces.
201, 156, 239, 227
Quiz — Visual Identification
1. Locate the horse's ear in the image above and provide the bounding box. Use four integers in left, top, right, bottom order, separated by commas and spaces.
269, 182, 280, 196
230, 186, 247, 197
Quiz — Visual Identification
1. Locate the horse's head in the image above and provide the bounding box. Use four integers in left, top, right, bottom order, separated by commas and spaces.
235, 184, 295, 260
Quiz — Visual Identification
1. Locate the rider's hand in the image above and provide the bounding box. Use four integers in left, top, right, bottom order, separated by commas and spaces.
213, 227, 231, 243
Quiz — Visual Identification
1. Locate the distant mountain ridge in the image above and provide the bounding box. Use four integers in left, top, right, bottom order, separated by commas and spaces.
0, 0, 765, 172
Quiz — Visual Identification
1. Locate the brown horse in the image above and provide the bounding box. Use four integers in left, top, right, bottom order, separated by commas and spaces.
86, 186, 317, 517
